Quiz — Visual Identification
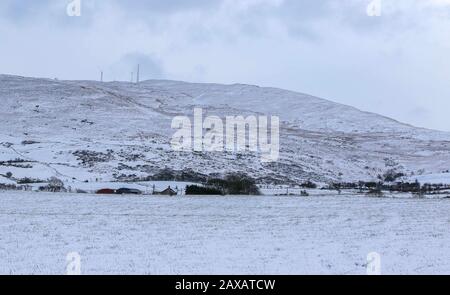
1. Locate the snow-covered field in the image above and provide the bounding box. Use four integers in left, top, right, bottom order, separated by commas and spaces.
1, 191, 449, 275
409, 172, 450, 185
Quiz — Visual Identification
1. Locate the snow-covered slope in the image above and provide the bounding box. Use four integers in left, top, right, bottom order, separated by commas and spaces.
1, 74, 450, 186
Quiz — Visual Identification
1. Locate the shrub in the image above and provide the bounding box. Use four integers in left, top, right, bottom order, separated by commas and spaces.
300, 190, 309, 196
383, 170, 405, 182
207, 173, 260, 195
0, 184, 18, 191
365, 182, 378, 189
48, 177, 64, 189
301, 181, 317, 189
185, 185, 223, 195
17, 177, 45, 184
21, 140, 40, 145
39, 177, 66, 192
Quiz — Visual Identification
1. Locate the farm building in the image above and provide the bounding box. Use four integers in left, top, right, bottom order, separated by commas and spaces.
116, 188, 142, 195
155, 186, 177, 196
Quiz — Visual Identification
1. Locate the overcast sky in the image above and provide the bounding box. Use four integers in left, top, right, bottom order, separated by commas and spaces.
1, 0, 450, 131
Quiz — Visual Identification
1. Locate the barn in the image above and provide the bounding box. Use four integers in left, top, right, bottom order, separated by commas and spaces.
116, 188, 142, 195
155, 187, 177, 196
96, 188, 115, 194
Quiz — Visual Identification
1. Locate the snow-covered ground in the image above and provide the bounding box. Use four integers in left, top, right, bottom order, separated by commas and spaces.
408, 172, 450, 185
1, 191, 449, 275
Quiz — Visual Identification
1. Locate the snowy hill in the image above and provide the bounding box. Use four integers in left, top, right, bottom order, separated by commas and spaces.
1, 74, 450, 188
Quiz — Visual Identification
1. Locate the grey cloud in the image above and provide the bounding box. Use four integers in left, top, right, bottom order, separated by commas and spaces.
111, 0, 219, 13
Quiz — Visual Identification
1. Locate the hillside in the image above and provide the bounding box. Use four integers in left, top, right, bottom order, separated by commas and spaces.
1, 74, 450, 187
